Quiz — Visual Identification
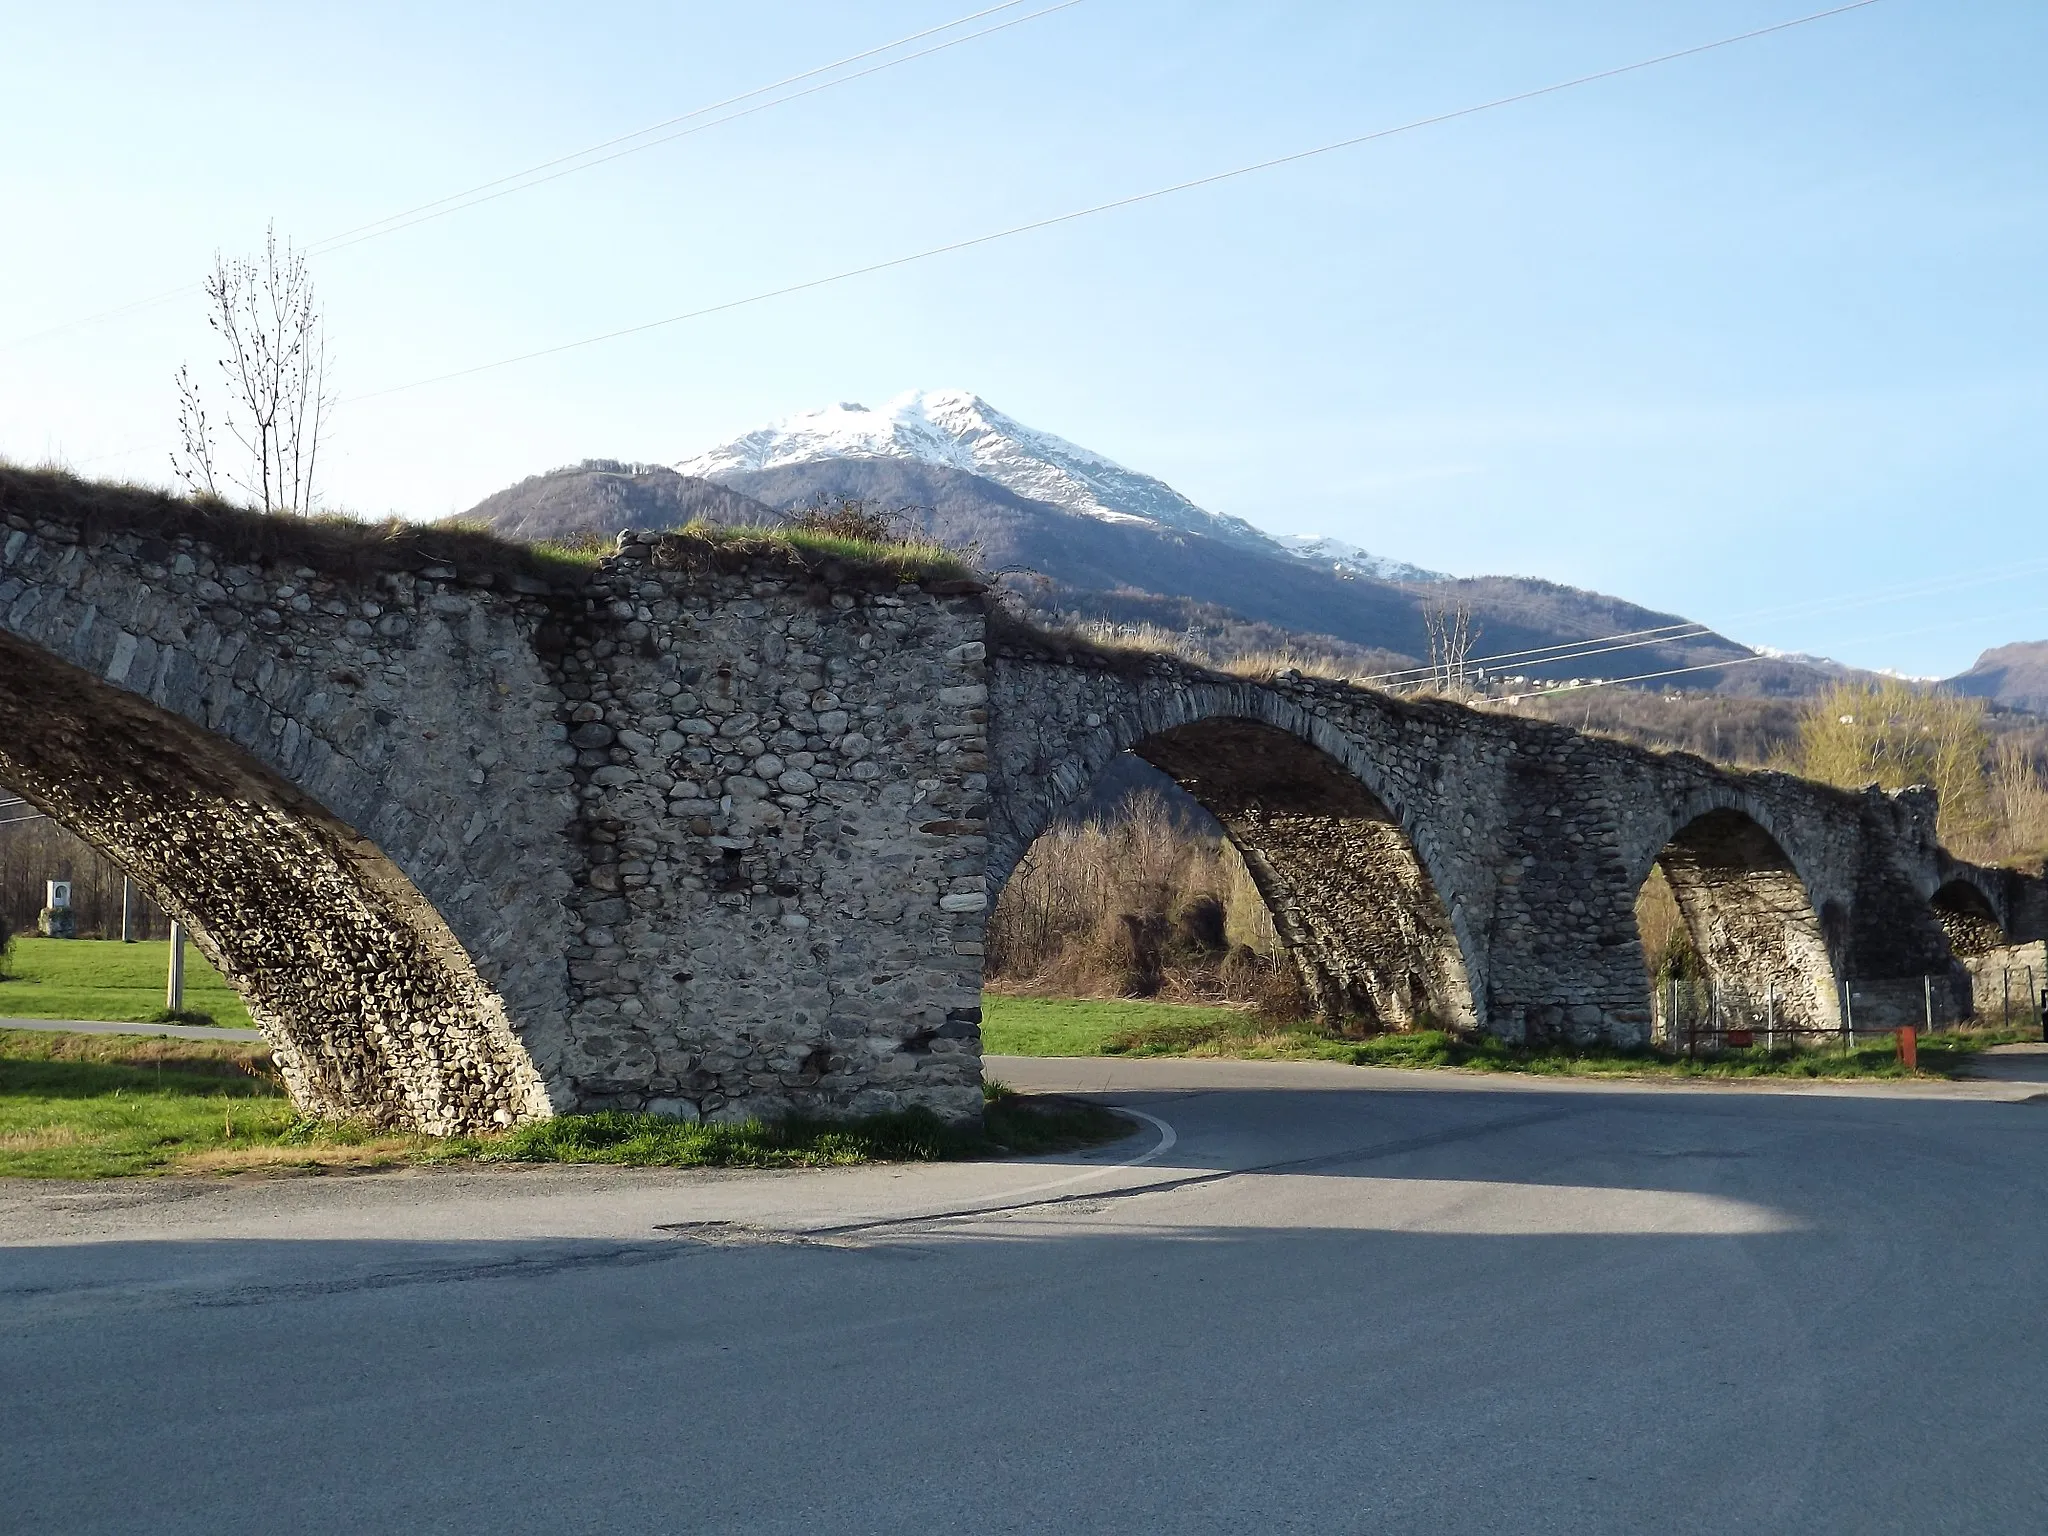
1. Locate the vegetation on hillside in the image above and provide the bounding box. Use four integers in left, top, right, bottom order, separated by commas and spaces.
1787, 680, 2048, 862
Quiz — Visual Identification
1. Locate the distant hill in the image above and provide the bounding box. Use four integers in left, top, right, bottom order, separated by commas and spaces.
678, 388, 1281, 550
704, 457, 1845, 696
461, 460, 776, 543
1947, 640, 2048, 714
463, 392, 1881, 698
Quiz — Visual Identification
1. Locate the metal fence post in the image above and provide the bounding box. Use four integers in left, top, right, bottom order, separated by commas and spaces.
166, 920, 185, 1015
1766, 984, 1777, 1054
1924, 974, 1935, 1034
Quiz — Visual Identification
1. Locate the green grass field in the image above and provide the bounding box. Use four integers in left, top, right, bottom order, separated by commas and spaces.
0, 1029, 1130, 1179
982, 992, 2031, 1079
0, 1030, 291, 1177
0, 937, 252, 1029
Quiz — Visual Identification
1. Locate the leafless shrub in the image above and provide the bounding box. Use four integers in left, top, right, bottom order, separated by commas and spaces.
781, 493, 911, 544
1422, 599, 1480, 696
0, 811, 171, 940
986, 790, 1288, 1003
173, 223, 332, 515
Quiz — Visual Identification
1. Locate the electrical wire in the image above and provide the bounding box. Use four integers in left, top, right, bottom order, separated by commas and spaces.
1517, 604, 2047, 699
0, 0, 1082, 353
313, 0, 1087, 257
342, 0, 1886, 404
1365, 551, 2048, 687
1362, 622, 1718, 685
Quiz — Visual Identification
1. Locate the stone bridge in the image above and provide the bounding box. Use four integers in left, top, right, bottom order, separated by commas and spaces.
3, 473, 2042, 1132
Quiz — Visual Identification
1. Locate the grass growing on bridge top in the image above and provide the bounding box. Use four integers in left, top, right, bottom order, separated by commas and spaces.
4, 464, 980, 592
645, 520, 979, 584
0, 1030, 1129, 1178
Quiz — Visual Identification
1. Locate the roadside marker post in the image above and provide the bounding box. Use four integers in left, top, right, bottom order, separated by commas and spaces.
166, 920, 185, 1014
1897, 1027, 1917, 1072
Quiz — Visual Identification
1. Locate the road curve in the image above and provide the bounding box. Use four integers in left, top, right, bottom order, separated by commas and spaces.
6, 1056, 2048, 1534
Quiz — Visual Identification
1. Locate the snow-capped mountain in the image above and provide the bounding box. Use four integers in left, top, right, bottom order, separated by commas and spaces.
1275, 535, 1448, 585
677, 389, 1281, 549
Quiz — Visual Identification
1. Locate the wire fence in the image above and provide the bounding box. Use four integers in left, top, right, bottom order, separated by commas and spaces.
1652, 967, 2047, 1056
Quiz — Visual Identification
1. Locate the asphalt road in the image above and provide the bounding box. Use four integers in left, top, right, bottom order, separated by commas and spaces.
7, 1055, 2048, 1534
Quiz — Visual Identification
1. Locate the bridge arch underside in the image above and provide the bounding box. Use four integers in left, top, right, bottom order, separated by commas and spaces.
0, 632, 550, 1134
1931, 880, 2005, 959
1652, 808, 1841, 1034
1131, 718, 1478, 1033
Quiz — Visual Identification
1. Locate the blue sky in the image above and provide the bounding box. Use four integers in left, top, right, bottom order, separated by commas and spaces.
2, 1, 2041, 676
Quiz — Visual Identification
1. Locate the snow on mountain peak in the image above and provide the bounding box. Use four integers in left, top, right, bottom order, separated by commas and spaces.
677, 388, 1275, 546
1276, 535, 1448, 584
677, 390, 1446, 582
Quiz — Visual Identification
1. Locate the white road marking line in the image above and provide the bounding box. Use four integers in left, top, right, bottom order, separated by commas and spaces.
964, 1106, 1179, 1205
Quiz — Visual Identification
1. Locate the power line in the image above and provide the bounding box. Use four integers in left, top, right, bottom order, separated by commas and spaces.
1363, 621, 1718, 686
0, 0, 1082, 354
343, 0, 1885, 404
1519, 603, 2047, 700
313, 1, 1087, 257
1366, 550, 2048, 688
0, 812, 49, 828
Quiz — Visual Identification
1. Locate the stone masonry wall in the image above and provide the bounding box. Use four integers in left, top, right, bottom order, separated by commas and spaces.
545, 531, 988, 1125
1, 483, 989, 1130
989, 641, 2048, 1046
9, 469, 2047, 1124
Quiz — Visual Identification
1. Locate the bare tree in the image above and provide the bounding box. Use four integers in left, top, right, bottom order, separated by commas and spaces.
1422, 600, 1479, 696
172, 224, 331, 514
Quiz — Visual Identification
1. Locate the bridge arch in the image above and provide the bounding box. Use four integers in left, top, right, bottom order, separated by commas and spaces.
1627, 790, 1842, 1035
0, 630, 555, 1134
990, 679, 1482, 1032
1931, 877, 2007, 958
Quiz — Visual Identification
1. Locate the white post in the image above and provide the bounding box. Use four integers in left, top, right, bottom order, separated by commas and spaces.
121, 877, 134, 944
1766, 984, 1776, 1053
166, 920, 185, 1015
1925, 974, 1935, 1033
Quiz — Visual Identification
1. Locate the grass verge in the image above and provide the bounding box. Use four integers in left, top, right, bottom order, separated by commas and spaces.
0, 937, 252, 1029
982, 993, 2039, 1080
0, 1031, 1131, 1179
